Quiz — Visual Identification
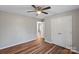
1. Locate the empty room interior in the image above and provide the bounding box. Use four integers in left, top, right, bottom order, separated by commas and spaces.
0, 5, 79, 54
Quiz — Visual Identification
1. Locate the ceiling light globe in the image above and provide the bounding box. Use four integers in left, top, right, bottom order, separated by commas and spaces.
37, 11, 41, 14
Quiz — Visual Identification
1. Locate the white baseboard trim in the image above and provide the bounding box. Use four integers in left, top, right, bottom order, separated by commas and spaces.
61, 47, 79, 53
71, 49, 79, 53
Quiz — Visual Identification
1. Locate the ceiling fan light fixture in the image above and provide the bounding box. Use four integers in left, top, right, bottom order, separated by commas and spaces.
36, 11, 41, 14
27, 5, 51, 15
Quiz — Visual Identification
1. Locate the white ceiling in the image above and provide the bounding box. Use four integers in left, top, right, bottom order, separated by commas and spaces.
0, 5, 79, 19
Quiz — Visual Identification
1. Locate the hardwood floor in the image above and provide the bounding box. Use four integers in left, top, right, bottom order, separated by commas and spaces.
0, 38, 76, 54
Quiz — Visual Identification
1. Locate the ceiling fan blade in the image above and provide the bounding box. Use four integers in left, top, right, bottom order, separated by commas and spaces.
42, 12, 48, 14
27, 11, 35, 12
32, 5, 36, 8
42, 6, 51, 10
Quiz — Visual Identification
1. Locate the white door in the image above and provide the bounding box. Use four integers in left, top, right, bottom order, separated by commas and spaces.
51, 16, 72, 49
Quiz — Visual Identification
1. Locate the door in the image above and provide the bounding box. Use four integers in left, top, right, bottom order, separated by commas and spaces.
51, 16, 72, 49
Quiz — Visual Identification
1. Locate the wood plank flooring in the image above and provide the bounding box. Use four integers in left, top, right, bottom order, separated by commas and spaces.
0, 39, 76, 54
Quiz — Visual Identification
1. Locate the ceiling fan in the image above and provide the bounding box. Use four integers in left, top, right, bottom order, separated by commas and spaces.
27, 5, 51, 15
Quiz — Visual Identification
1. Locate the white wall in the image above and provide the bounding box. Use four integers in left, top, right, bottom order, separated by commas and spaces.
44, 19, 52, 43
0, 11, 38, 49
45, 9, 79, 52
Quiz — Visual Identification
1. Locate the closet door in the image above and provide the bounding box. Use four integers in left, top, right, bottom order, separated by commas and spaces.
51, 16, 72, 48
